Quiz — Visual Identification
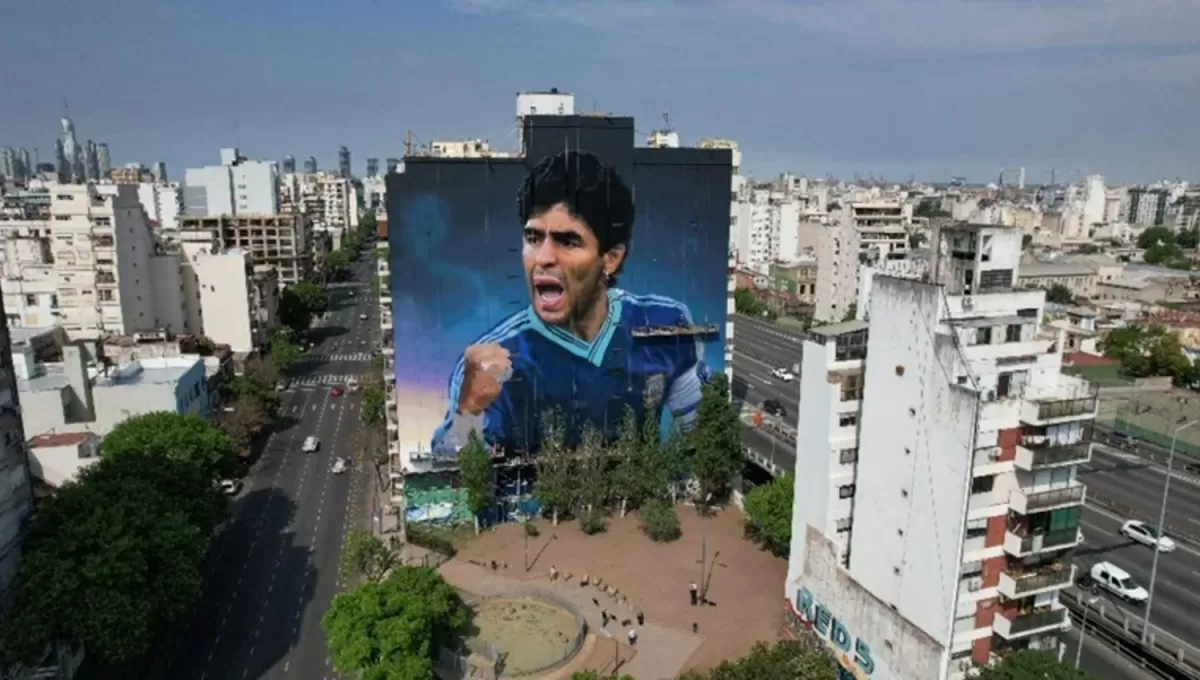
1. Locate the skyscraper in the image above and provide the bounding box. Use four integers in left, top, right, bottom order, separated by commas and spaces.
54, 139, 67, 182
17, 148, 31, 181
61, 116, 83, 183
281, 155, 296, 174
303, 156, 318, 173
366, 157, 379, 178
338, 146, 351, 179
97, 143, 111, 179
0, 148, 14, 180
152, 162, 167, 183
84, 140, 100, 181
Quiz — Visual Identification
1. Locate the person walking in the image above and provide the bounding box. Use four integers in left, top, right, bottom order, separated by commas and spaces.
628, 628, 638, 646
689, 581, 698, 606
636, 611, 644, 626
692, 621, 699, 634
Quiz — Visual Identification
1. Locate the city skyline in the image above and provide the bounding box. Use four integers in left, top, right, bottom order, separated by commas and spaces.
1, 0, 1198, 184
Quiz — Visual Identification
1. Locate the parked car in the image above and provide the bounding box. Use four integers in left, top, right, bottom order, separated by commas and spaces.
1106, 432, 1138, 450
771, 367, 795, 382
762, 399, 786, 418
1120, 519, 1177, 553
1088, 561, 1148, 603
302, 436, 320, 453
217, 479, 242, 496
359, 313, 369, 321
330, 386, 345, 397
347, 378, 360, 393
1184, 461, 1200, 475
331, 457, 348, 475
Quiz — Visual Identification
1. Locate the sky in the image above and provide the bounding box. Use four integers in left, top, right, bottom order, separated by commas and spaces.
2, 0, 1198, 185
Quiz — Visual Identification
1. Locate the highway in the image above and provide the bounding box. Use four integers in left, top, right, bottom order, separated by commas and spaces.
149, 254, 377, 680
1078, 445, 1200, 535
731, 313, 804, 418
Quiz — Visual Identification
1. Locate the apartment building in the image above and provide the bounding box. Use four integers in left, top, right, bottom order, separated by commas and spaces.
177, 246, 278, 354
178, 213, 311, 286
279, 171, 359, 236
183, 148, 279, 217
0, 288, 33, 599
788, 223, 1092, 679
135, 182, 183, 231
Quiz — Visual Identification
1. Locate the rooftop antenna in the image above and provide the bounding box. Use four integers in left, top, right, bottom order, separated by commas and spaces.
63, 97, 69, 119
663, 111, 671, 130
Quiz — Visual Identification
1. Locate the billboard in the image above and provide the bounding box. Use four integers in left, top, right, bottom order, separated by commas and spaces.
388, 122, 731, 461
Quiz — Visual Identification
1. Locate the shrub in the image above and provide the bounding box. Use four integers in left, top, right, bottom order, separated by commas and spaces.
639, 499, 682, 542
406, 524, 457, 557
524, 521, 540, 538
579, 509, 607, 535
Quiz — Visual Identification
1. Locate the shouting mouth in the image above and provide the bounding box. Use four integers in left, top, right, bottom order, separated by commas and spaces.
533, 276, 567, 314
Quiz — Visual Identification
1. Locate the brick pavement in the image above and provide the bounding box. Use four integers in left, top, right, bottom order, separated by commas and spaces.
437, 559, 701, 680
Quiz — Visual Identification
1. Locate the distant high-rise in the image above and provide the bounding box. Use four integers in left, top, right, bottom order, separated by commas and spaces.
61, 116, 83, 183
303, 156, 318, 173
338, 146, 351, 179
97, 143, 111, 178
386, 158, 400, 174
17, 148, 31, 181
84, 140, 100, 181
281, 155, 296, 174
54, 139, 67, 182
0, 148, 14, 180
366, 157, 379, 178
152, 162, 167, 183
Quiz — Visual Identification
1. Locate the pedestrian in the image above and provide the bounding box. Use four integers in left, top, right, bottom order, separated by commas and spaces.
692, 621, 699, 634
490, 559, 497, 571
637, 611, 644, 626
689, 581, 698, 606
550, 565, 559, 581
592, 597, 600, 607
601, 611, 609, 626
628, 629, 637, 646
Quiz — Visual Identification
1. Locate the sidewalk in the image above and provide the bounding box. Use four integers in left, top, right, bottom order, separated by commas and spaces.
437, 559, 702, 680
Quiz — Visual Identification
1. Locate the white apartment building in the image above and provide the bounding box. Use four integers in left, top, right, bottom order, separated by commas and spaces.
279, 171, 359, 238
135, 181, 183, 231
26, 431, 101, 488
813, 202, 914, 323
0, 295, 33, 598
183, 148, 279, 217
178, 246, 278, 354
0, 184, 185, 340
427, 140, 509, 159
516, 88, 576, 150
178, 213, 311, 287
788, 223, 1092, 679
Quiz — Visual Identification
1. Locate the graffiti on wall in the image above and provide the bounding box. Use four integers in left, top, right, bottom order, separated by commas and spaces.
785, 588, 877, 679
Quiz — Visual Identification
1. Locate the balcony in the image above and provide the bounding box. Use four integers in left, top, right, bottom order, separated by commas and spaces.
1015, 428, 1092, 470
1010, 484, 1086, 514
993, 606, 1068, 640
998, 564, 1075, 599
1020, 376, 1098, 425
1003, 527, 1083, 557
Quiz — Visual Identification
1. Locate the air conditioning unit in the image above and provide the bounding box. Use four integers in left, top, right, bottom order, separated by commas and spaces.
962, 296, 975, 311
967, 578, 982, 592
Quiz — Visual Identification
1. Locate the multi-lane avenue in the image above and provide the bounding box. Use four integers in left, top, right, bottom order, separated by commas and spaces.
732, 313, 805, 476
149, 254, 378, 680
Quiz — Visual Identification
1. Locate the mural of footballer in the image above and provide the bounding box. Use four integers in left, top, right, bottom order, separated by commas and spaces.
431, 150, 712, 456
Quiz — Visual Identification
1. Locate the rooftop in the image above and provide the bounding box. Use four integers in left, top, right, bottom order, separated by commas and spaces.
29, 432, 92, 448
18, 356, 200, 393
808, 319, 869, 338
1019, 263, 1098, 278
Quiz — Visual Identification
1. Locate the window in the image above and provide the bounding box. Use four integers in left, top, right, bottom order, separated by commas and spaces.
1005, 324, 1023, 343
835, 517, 853, 532
56, 193, 74, 201
838, 448, 858, 464
838, 413, 858, 428
54, 215, 70, 221
838, 484, 856, 499
965, 518, 988, 539
974, 327, 993, 345
24, 294, 36, 306
1018, 307, 1038, 318
997, 372, 1012, 398
970, 475, 994, 494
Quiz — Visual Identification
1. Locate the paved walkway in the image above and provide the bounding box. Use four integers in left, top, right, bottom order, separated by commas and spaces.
437, 559, 702, 680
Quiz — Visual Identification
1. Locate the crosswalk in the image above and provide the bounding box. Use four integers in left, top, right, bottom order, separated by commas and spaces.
301, 352, 374, 363
290, 373, 369, 388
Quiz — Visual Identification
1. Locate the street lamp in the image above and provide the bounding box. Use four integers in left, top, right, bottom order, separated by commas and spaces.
1140, 417, 1196, 644
699, 492, 713, 602
1074, 595, 1100, 668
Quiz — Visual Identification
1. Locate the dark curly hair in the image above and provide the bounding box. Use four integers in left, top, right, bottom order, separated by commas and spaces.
517, 150, 635, 283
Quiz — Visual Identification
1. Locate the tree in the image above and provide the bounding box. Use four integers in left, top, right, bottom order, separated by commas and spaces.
1177, 228, 1200, 250
279, 281, 329, 332
1143, 242, 1182, 265
268, 329, 304, 374
1137, 226, 1175, 249
0, 451, 222, 669
361, 383, 386, 426
356, 422, 389, 489
245, 356, 282, 389
458, 430, 494, 534
1102, 324, 1192, 384
1044, 283, 1074, 305
610, 408, 652, 517
217, 394, 270, 452
323, 567, 467, 679
359, 210, 378, 237
743, 474, 793, 556
103, 411, 237, 479
1022, 233, 1033, 250
908, 232, 927, 249
572, 672, 634, 680
976, 650, 1095, 679
681, 638, 838, 680
325, 249, 352, 278
533, 409, 575, 525
573, 421, 608, 515
687, 373, 744, 502
734, 288, 768, 317
639, 498, 681, 542
841, 302, 858, 322
341, 530, 398, 583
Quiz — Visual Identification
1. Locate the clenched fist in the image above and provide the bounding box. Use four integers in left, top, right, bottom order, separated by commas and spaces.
457, 343, 512, 416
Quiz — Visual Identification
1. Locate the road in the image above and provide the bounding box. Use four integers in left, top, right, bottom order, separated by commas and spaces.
150, 253, 378, 680
1063, 620, 1159, 680
731, 314, 804, 478
1079, 444, 1200, 536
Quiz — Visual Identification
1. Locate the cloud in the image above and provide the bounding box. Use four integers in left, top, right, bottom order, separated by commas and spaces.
444, 0, 1200, 61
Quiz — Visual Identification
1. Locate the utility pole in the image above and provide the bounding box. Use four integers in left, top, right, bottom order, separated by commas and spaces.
698, 492, 713, 602
1142, 418, 1196, 643
1074, 596, 1100, 668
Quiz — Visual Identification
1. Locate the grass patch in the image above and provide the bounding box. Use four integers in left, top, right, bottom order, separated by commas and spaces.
1065, 362, 1131, 386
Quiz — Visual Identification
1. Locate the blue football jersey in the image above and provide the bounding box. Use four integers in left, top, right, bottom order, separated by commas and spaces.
431, 288, 711, 456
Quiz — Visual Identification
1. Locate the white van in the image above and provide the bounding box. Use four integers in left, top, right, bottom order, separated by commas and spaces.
302, 436, 320, 453
1089, 562, 1148, 603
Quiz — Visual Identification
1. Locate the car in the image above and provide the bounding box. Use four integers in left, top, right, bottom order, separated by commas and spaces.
762, 399, 786, 418
302, 436, 320, 453
331, 457, 348, 474
275, 380, 289, 392
1106, 432, 1138, 450
771, 367, 795, 382
330, 386, 345, 397
217, 479, 242, 496
347, 378, 360, 393
359, 313, 369, 321
1120, 519, 1176, 552
1185, 461, 1200, 475
1089, 561, 1148, 603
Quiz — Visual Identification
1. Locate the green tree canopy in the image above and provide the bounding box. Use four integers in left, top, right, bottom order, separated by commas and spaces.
687, 373, 744, 501
341, 530, 398, 583
976, 650, 1094, 679
361, 382, 386, 426
323, 567, 467, 679
1143, 242, 1182, 265
325, 249, 352, 278
268, 328, 305, 374
1044, 283, 1074, 305
217, 394, 270, 452
1102, 323, 1193, 385
680, 639, 838, 680
280, 281, 329, 332
743, 474, 793, 556
734, 288, 769, 317
103, 411, 236, 479
1177, 228, 1200, 250
1137, 226, 1175, 249
533, 409, 575, 524
458, 430, 494, 533
0, 451, 223, 669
